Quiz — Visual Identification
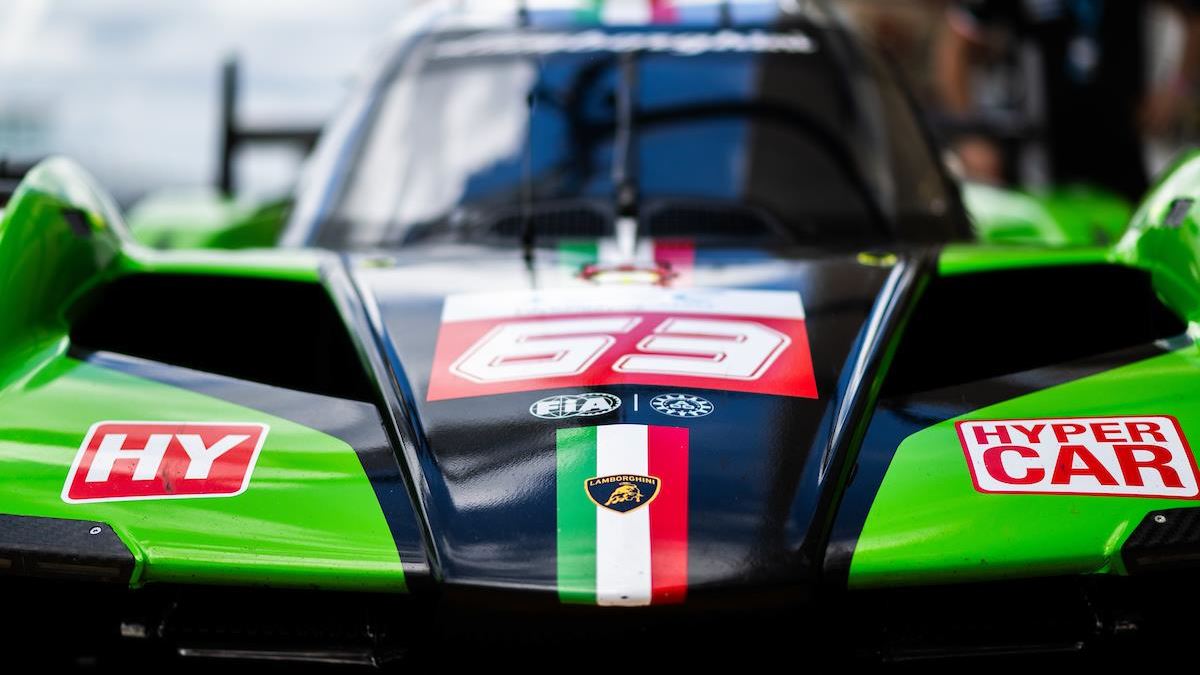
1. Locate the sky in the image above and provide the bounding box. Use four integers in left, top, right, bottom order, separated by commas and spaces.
0, 0, 408, 204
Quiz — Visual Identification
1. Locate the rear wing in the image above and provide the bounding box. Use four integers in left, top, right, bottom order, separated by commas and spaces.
216, 56, 322, 196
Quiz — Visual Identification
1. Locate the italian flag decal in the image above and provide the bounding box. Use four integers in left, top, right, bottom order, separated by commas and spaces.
557, 237, 695, 286
557, 424, 689, 606
576, 0, 679, 24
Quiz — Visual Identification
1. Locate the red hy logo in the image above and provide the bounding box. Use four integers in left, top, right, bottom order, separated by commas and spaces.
63, 422, 269, 503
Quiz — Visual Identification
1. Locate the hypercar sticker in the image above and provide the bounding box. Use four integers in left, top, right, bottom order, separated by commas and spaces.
957, 416, 1200, 499
530, 393, 622, 419
557, 424, 688, 606
427, 287, 817, 401
63, 421, 269, 503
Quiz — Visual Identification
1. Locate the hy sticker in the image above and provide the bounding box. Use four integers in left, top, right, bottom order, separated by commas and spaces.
957, 416, 1200, 499
63, 422, 269, 503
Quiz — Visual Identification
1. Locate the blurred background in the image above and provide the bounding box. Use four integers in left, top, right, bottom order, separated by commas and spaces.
0, 0, 1196, 208
0, 0, 402, 205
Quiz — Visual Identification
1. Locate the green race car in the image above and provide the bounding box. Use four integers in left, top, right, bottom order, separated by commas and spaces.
3, 0, 1200, 667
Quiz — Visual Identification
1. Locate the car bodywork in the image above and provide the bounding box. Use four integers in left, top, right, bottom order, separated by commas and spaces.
4, 0, 1200, 666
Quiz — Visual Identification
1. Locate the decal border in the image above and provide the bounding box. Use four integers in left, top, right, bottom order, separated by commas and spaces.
584, 473, 662, 514
62, 420, 270, 505
955, 414, 1200, 500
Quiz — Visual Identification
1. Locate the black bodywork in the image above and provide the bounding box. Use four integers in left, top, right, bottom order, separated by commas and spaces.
6, 2, 1200, 669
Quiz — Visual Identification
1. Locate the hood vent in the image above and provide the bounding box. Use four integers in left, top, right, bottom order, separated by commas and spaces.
882, 264, 1186, 396
644, 201, 779, 238
68, 274, 374, 402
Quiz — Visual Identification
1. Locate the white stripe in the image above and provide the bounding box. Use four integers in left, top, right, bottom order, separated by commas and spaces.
602, 0, 652, 24
595, 424, 652, 607
442, 287, 806, 322
596, 236, 654, 266
597, 238, 623, 265
631, 238, 656, 266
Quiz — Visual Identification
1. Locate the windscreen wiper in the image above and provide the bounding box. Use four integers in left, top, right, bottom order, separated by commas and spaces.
547, 52, 889, 237
523, 51, 641, 261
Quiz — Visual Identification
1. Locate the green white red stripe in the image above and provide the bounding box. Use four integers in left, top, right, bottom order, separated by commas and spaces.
556, 237, 695, 287
576, 0, 680, 24
557, 424, 689, 606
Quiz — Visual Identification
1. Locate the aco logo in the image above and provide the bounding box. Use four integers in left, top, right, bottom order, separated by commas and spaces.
651, 393, 714, 419
530, 393, 621, 420
586, 474, 661, 513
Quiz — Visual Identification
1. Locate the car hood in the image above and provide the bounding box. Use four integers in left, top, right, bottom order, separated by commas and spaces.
348, 241, 909, 603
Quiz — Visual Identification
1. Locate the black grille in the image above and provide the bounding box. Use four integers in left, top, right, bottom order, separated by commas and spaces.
488, 205, 612, 239
1123, 508, 1200, 574
645, 203, 776, 238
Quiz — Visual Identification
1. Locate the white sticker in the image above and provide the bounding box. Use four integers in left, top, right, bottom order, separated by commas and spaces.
957, 416, 1200, 499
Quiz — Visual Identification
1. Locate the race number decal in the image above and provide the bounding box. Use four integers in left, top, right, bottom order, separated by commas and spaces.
427, 288, 817, 401
957, 416, 1200, 499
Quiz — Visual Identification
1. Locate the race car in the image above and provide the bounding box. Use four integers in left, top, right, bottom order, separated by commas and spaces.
4, 0, 1200, 667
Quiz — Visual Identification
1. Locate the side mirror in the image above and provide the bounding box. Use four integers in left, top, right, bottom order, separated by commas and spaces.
963, 182, 1131, 247
1115, 149, 1200, 323
126, 190, 291, 250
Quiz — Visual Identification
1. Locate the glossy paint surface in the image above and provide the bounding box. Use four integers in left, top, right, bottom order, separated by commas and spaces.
0, 158, 125, 391
964, 182, 1131, 247
1115, 149, 1200, 323
850, 347, 1200, 587
355, 244, 899, 597
0, 350, 406, 591
126, 192, 291, 250
8, 6, 1200, 607
938, 243, 1112, 276
0, 159, 407, 591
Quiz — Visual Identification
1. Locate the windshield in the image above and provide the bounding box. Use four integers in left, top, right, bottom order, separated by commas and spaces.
316, 24, 957, 249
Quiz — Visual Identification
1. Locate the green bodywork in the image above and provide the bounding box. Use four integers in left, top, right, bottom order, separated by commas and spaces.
126, 189, 291, 250
851, 347, 1200, 588
6, 148, 1200, 594
1114, 151, 1200, 324
964, 182, 1132, 247
851, 151, 1200, 587
0, 158, 404, 591
0, 351, 405, 591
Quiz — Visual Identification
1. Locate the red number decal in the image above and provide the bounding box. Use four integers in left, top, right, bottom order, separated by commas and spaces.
616, 318, 790, 380
451, 317, 640, 383
428, 312, 817, 401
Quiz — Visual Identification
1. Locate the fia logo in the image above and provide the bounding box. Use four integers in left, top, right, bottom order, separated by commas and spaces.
530, 393, 621, 420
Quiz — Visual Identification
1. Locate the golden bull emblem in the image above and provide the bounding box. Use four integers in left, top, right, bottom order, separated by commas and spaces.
586, 474, 661, 513
604, 482, 643, 506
